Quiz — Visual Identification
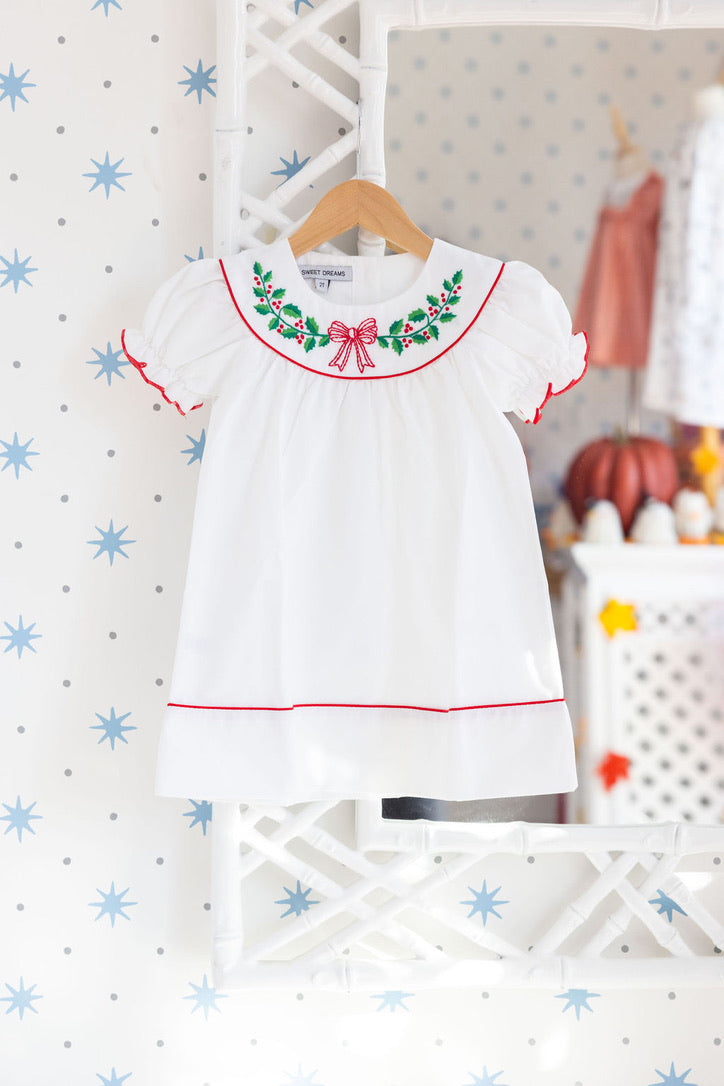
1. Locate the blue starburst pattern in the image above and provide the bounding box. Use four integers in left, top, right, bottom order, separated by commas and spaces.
91, 707, 136, 750
89, 882, 137, 927
0, 796, 42, 842
185, 247, 205, 262
182, 430, 205, 465
0, 433, 38, 477
294, 0, 313, 12
465, 1068, 509, 1086
371, 990, 414, 1012
87, 520, 136, 565
649, 1062, 697, 1086
83, 152, 131, 198
1, 615, 41, 658
461, 880, 509, 925
86, 342, 129, 385
0, 977, 42, 1019
0, 64, 36, 111
178, 60, 217, 104
183, 799, 212, 835
275, 880, 320, 918
271, 150, 311, 185
183, 974, 227, 1019
91, 0, 122, 14
1, 249, 37, 292
282, 1065, 322, 1086
555, 988, 601, 1020
649, 889, 687, 923
97, 1070, 132, 1086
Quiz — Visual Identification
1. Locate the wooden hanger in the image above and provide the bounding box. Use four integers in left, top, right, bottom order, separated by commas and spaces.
288, 179, 434, 260
609, 105, 636, 157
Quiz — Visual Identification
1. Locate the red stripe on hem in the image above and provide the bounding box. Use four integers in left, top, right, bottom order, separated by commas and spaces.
166, 697, 566, 713
120, 329, 204, 417
525, 329, 590, 425
218, 258, 506, 380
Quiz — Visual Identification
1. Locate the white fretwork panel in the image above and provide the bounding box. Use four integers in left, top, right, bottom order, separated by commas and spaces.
212, 801, 724, 991
560, 545, 724, 826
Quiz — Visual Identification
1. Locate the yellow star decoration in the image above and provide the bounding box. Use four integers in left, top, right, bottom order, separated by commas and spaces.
598, 599, 637, 638
690, 442, 721, 476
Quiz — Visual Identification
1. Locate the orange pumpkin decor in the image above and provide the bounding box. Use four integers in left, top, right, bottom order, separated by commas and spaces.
564, 433, 679, 534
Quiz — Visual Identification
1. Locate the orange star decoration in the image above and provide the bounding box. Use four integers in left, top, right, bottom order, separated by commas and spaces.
690, 442, 721, 477
598, 598, 637, 637
596, 750, 631, 791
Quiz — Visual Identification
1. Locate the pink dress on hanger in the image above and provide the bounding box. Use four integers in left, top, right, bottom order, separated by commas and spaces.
574, 171, 663, 369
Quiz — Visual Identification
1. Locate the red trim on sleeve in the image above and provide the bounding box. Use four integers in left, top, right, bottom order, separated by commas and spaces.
218, 257, 506, 380
166, 697, 565, 713
120, 329, 204, 417
525, 329, 589, 425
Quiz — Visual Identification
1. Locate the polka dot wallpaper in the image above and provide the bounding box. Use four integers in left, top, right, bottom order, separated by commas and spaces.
2, 3, 724, 1083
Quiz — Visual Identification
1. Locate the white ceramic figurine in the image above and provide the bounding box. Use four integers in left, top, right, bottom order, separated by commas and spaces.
582, 499, 624, 544
630, 498, 678, 545
673, 487, 713, 543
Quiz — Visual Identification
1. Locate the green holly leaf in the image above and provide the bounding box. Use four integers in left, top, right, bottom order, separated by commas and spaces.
427, 323, 439, 340
263, 270, 273, 283
377, 336, 389, 349
439, 312, 456, 323
426, 294, 440, 308
448, 295, 461, 305
268, 317, 280, 331
254, 303, 269, 315
305, 315, 319, 335
253, 286, 266, 298
443, 278, 453, 292
282, 304, 302, 318
271, 288, 286, 299
452, 269, 463, 286
408, 308, 426, 323
253, 261, 264, 278
304, 336, 315, 353
389, 319, 404, 335
411, 334, 426, 345
319, 334, 331, 347
391, 338, 403, 357
281, 327, 298, 339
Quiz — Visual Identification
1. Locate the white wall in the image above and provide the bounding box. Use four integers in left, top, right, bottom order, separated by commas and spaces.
2, 3, 723, 1083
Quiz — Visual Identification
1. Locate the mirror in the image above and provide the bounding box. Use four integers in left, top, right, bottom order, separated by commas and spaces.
379, 23, 724, 827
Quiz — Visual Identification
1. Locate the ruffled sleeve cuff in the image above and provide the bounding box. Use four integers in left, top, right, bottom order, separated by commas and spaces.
121, 328, 204, 416
514, 328, 590, 425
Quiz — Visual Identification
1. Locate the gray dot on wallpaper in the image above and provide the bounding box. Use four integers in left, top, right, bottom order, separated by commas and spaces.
109, 812, 118, 820
155, 678, 164, 686
439, 85, 452, 99
492, 87, 505, 100
17, 725, 25, 733
109, 631, 117, 640
520, 171, 533, 185
105, 265, 112, 274
388, 84, 400, 97
152, 218, 159, 227
110, 993, 118, 1001
679, 68, 693, 81
154, 494, 162, 502
103, 80, 111, 88
466, 115, 479, 129
62, 679, 70, 687
58, 217, 66, 226
63, 857, 71, 865
468, 170, 480, 183
574, 228, 586, 242
571, 63, 584, 77
57, 35, 65, 44
156, 857, 164, 865
62, 585, 70, 593
199, 173, 207, 181
464, 57, 478, 71
652, 94, 665, 108
60, 494, 68, 502
57, 125, 65, 134
13, 360, 21, 368
413, 56, 426, 70
518, 61, 530, 74
416, 169, 428, 182
548, 255, 561, 268
573, 118, 585, 131
17, 903, 24, 910
624, 65, 638, 79
598, 91, 611, 105
153, 403, 161, 411
546, 144, 559, 158
157, 947, 164, 955
544, 90, 557, 103
597, 38, 611, 51
573, 174, 586, 187
440, 140, 454, 154
543, 33, 557, 46
151, 126, 158, 134
151, 34, 159, 42
64, 946, 71, 955
598, 148, 612, 161
468, 226, 480, 240
64, 768, 72, 777
494, 198, 507, 212
518, 115, 532, 128
442, 198, 455, 212
490, 30, 503, 44
414, 111, 427, 125
14, 541, 22, 549
389, 139, 401, 153
155, 585, 163, 593
59, 314, 67, 322
203, 902, 211, 911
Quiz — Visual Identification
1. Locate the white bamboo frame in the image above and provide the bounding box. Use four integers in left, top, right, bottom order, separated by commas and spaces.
209, 0, 724, 990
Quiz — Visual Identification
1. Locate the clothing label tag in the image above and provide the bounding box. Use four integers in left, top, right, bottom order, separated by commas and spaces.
314, 278, 330, 293
298, 265, 354, 282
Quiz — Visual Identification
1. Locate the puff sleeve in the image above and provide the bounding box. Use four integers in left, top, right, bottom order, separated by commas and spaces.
121, 257, 243, 415
472, 259, 589, 424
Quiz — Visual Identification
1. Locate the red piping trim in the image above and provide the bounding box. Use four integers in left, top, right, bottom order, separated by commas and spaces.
218, 258, 506, 380
166, 697, 565, 712
525, 329, 590, 425
120, 329, 204, 417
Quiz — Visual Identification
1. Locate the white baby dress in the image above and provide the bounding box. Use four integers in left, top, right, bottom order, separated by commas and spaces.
121, 236, 588, 804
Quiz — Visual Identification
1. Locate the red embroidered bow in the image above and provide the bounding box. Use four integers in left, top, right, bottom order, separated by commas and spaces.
327, 318, 378, 373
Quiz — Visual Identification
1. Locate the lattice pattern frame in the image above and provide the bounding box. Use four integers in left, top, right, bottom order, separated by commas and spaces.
210, 0, 724, 990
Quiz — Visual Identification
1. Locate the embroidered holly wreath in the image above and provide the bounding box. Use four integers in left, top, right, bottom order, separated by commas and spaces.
252, 261, 463, 373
